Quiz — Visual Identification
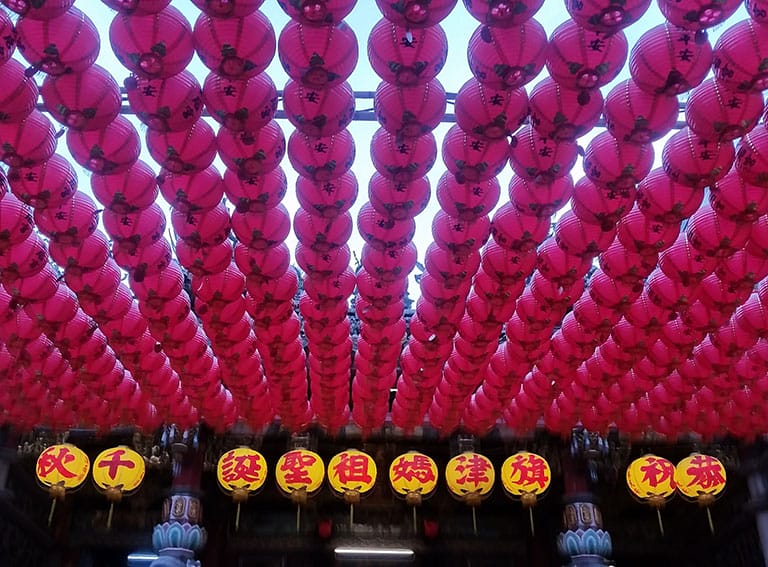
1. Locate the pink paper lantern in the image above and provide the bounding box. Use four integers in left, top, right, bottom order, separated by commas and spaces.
0, 60, 40, 124
125, 70, 203, 132
279, 21, 357, 88
146, 119, 217, 174
216, 120, 285, 177
712, 19, 768, 92
283, 79, 354, 137
370, 128, 437, 183
603, 79, 679, 144
287, 129, 355, 181
66, 115, 140, 174
368, 173, 429, 221
368, 19, 447, 86
374, 79, 446, 138
528, 77, 604, 141
565, 0, 650, 32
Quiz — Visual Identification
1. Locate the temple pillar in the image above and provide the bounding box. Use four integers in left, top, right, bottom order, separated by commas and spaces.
556, 429, 613, 567
150, 428, 207, 567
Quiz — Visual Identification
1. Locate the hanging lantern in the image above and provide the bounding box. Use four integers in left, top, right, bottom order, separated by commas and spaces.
91, 446, 145, 529
283, 79, 354, 137
604, 79, 679, 145
3, 0, 74, 19
710, 170, 768, 223
565, 0, 651, 32
490, 202, 550, 252
547, 20, 627, 91
674, 453, 726, 533
368, 173, 429, 221
529, 77, 604, 141
277, 0, 356, 25
357, 203, 415, 251
287, 129, 355, 182
232, 204, 291, 250
389, 451, 438, 532
34, 192, 98, 245
500, 451, 551, 535
370, 128, 437, 183
66, 115, 140, 174
158, 166, 224, 213
583, 131, 654, 190
454, 79, 527, 141
7, 154, 76, 209
91, 161, 158, 214
216, 120, 285, 177
146, 119, 217, 174
467, 20, 548, 90
328, 449, 377, 526
509, 126, 579, 184
659, 234, 717, 286
629, 23, 712, 96
41, 64, 121, 131
662, 127, 735, 188
636, 168, 703, 224
626, 455, 676, 535
442, 124, 508, 183
216, 447, 268, 530
222, 166, 285, 213
555, 209, 615, 256
297, 170, 357, 218
685, 78, 763, 142
736, 127, 768, 188
617, 206, 680, 257
0, 111, 56, 168
0, 10, 14, 66
36, 443, 89, 525
279, 21, 357, 88
0, 59, 40, 124
368, 19, 447, 87
191, 0, 263, 17
463, 0, 543, 27
16, 7, 100, 75
445, 451, 495, 535
712, 19, 768, 92
437, 172, 500, 222
125, 71, 203, 133
686, 204, 752, 258
275, 448, 325, 531
571, 175, 634, 230
110, 6, 194, 78
375, 79, 446, 138
102, 0, 171, 15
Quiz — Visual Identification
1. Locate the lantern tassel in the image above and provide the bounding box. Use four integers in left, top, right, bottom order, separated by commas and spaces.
707, 507, 715, 535
107, 502, 115, 530
235, 502, 241, 532
656, 508, 665, 537
48, 498, 57, 527
529, 507, 535, 537
472, 506, 478, 536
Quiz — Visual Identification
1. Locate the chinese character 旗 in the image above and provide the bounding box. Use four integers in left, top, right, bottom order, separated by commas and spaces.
92, 446, 146, 529
626, 454, 677, 535
216, 447, 268, 531
36, 443, 90, 525
674, 453, 727, 534
500, 451, 552, 535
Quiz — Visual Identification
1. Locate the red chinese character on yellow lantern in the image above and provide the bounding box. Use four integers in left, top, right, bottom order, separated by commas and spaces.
446, 452, 495, 498
675, 453, 727, 498
92, 446, 145, 492
36, 444, 89, 489
276, 449, 324, 494
216, 448, 268, 493
389, 452, 438, 496
500, 452, 551, 497
328, 449, 377, 495
627, 454, 677, 500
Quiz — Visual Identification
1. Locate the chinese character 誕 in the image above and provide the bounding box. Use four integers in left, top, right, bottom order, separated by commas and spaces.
276, 449, 324, 493
217, 449, 268, 492
328, 450, 377, 494
501, 452, 551, 496
36, 444, 89, 489
390, 452, 438, 495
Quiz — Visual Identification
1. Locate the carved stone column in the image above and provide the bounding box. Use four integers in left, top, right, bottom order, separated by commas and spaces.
557, 497, 612, 566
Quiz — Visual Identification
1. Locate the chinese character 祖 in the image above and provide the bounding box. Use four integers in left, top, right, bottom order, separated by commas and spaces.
332, 452, 373, 484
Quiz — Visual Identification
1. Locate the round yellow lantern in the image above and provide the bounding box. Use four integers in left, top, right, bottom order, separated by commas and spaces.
216, 447, 268, 530
500, 451, 551, 535
328, 449, 377, 528
389, 451, 439, 533
92, 446, 146, 529
35, 443, 90, 525
675, 453, 726, 533
626, 454, 676, 535
275, 449, 325, 533
445, 452, 495, 535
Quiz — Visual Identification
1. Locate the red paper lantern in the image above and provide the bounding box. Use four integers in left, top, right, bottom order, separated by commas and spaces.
368, 19, 447, 86
736, 127, 768, 188
34, 192, 98, 245
112, 238, 172, 281
603, 79, 679, 144
0, 193, 33, 251
176, 239, 232, 277
454, 78, 527, 140
297, 170, 357, 218
508, 125, 579, 184
16, 7, 99, 75
110, 6, 194, 78
49, 230, 110, 275
216, 120, 285, 177
287, 129, 355, 181
0, 233, 48, 280
555, 209, 615, 256
147, 119, 217, 174
529, 77, 604, 141
159, 166, 225, 213
480, 240, 536, 283
588, 269, 642, 311
277, 0, 356, 25
0, 10, 15, 66
374, 79, 446, 138
432, 211, 491, 256
66, 115, 140, 174
442, 124, 508, 183
171, 203, 231, 248
125, 71, 203, 133
370, 128, 437, 183
629, 23, 712, 95
462, 0, 544, 27
717, 250, 768, 293
0, 111, 56, 168
570, 175, 633, 230
490, 202, 550, 252
686, 203, 753, 258
231, 204, 291, 249
356, 268, 407, 305
2, 0, 73, 18
102, 0, 171, 15
437, 171, 500, 221
662, 127, 734, 188
635, 167, 704, 224
296, 243, 350, 278
8, 154, 77, 209
222, 166, 285, 213
617, 205, 680, 256
599, 240, 654, 286
91, 161, 159, 214
377, 0, 457, 27
103, 203, 166, 252
467, 19, 548, 89
65, 259, 121, 299
191, 0, 263, 17
710, 169, 768, 223
658, 0, 740, 30
583, 131, 654, 190
283, 79, 353, 137
537, 239, 592, 287
712, 19, 768, 92
357, 203, 415, 251
202, 72, 277, 132
0, 60, 39, 124
368, 173, 429, 221
547, 20, 627, 90
686, 78, 764, 141
565, 0, 650, 32
41, 65, 121, 131
279, 21, 357, 87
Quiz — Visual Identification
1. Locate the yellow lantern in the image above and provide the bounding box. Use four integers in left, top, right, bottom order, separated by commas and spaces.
675, 453, 726, 534
500, 451, 551, 535
92, 446, 146, 529
275, 449, 325, 533
445, 452, 495, 535
328, 449, 377, 528
626, 454, 676, 535
389, 452, 439, 533
216, 447, 268, 530
35, 443, 90, 525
